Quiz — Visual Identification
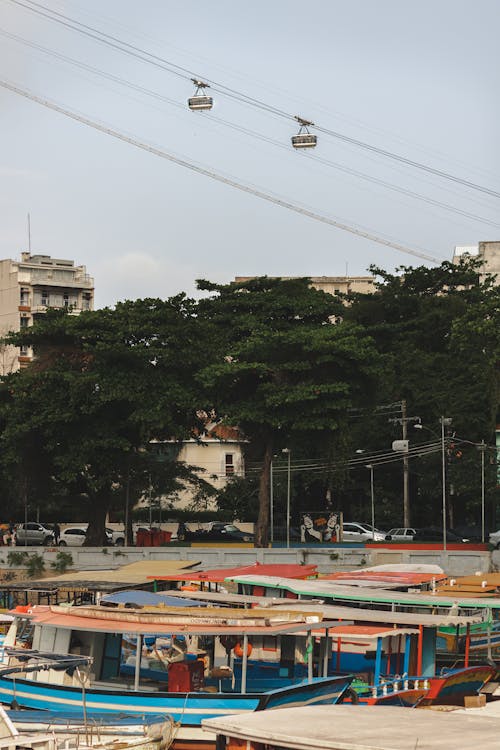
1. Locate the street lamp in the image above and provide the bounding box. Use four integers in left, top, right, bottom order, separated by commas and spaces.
365, 464, 375, 540
282, 448, 291, 549
415, 418, 452, 551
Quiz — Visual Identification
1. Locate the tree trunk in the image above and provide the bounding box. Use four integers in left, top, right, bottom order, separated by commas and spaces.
255, 439, 273, 548
84, 493, 109, 546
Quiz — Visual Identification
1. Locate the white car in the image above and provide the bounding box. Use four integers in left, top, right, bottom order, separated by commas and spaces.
489, 530, 500, 549
342, 522, 386, 542
385, 528, 417, 542
58, 527, 113, 546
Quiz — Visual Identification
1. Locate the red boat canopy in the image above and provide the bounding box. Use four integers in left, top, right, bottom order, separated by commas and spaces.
148, 562, 318, 583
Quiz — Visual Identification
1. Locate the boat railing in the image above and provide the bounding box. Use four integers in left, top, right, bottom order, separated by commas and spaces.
371, 673, 430, 697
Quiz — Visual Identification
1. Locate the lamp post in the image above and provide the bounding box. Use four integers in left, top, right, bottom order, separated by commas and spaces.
282, 448, 291, 549
366, 464, 375, 540
270, 459, 274, 545
479, 440, 486, 543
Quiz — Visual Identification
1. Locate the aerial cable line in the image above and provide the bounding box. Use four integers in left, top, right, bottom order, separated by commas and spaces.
0, 79, 443, 264
6, 0, 500, 199
3, 29, 497, 230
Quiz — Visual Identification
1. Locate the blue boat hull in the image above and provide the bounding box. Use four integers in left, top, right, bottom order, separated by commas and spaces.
0, 673, 352, 746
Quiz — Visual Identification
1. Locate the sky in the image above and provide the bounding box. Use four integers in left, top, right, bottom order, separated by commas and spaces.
0, 0, 499, 308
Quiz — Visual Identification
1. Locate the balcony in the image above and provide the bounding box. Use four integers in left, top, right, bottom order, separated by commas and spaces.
29, 272, 94, 289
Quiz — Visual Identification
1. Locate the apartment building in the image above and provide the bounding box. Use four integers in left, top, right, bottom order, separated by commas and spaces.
234, 275, 376, 296
453, 241, 500, 280
0, 252, 94, 373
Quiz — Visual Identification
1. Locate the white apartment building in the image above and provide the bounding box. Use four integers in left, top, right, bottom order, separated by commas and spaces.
0, 252, 94, 373
453, 241, 500, 280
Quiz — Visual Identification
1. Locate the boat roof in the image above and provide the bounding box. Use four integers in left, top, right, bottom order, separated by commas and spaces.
149, 590, 482, 626
148, 562, 318, 583
326, 625, 419, 639
100, 590, 205, 607
0, 560, 201, 592
18, 605, 333, 637
202, 705, 500, 749
228, 574, 500, 610
321, 570, 447, 586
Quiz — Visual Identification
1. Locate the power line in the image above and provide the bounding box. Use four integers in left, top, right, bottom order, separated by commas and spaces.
6, 0, 500, 200
0, 78, 443, 264
3, 27, 497, 230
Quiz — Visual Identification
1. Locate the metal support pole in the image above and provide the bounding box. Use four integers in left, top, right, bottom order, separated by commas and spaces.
241, 634, 248, 694
323, 628, 330, 677
134, 634, 142, 691
441, 417, 447, 552
402, 399, 410, 527
285, 449, 291, 549
481, 440, 486, 543
307, 632, 313, 683
270, 460, 274, 545
367, 465, 375, 540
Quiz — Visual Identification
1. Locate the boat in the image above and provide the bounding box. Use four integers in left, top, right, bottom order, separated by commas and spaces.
201, 704, 500, 750
0, 605, 354, 750
7, 709, 174, 750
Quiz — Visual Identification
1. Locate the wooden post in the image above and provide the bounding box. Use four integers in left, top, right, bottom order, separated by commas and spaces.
417, 625, 423, 675
323, 628, 330, 677
464, 623, 471, 667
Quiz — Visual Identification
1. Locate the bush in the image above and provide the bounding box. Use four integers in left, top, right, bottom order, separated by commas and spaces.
26, 553, 45, 579
7, 551, 29, 567
51, 551, 73, 573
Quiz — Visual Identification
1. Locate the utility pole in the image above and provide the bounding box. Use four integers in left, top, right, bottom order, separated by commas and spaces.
402, 400, 410, 528
389, 400, 420, 527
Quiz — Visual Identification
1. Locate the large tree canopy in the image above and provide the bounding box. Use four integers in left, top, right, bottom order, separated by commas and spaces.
197, 277, 381, 546
0, 297, 211, 543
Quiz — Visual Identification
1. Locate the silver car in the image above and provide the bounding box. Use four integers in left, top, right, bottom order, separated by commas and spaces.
16, 522, 55, 546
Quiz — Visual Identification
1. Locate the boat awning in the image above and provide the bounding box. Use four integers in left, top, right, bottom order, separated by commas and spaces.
321, 571, 447, 586
326, 624, 419, 639
165, 590, 481, 627
148, 562, 318, 583
101, 590, 205, 607
228, 574, 500, 611
18, 607, 340, 637
202, 705, 500, 749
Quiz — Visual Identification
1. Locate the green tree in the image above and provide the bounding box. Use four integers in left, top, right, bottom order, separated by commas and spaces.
345, 257, 500, 528
197, 277, 381, 547
1, 297, 210, 544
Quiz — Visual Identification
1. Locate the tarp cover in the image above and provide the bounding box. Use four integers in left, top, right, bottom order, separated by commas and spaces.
101, 590, 204, 607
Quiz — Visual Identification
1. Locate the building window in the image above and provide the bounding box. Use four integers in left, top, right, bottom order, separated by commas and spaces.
63, 293, 69, 308
20, 316, 29, 329
20, 345, 29, 356
20, 288, 29, 305
41, 290, 49, 306
82, 293, 91, 310
225, 453, 235, 476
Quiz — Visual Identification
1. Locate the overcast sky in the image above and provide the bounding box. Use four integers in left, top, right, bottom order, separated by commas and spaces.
1, 0, 499, 307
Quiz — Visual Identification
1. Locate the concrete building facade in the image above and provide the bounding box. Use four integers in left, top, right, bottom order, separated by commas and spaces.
0, 252, 94, 373
453, 241, 500, 281
234, 275, 376, 296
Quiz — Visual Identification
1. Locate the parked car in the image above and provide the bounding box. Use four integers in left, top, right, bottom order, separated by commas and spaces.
342, 522, 386, 542
175, 522, 254, 543
15, 522, 55, 546
384, 528, 417, 542
106, 527, 125, 546
489, 529, 500, 549
58, 526, 113, 546
412, 527, 469, 543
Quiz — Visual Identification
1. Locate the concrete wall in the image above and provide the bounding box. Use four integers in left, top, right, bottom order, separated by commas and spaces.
1, 545, 495, 576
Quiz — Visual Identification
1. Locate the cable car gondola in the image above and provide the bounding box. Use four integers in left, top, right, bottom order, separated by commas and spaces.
188, 79, 213, 111
291, 116, 317, 149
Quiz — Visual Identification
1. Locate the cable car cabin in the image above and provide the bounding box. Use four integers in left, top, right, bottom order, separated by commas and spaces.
188, 94, 213, 111
291, 133, 317, 149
